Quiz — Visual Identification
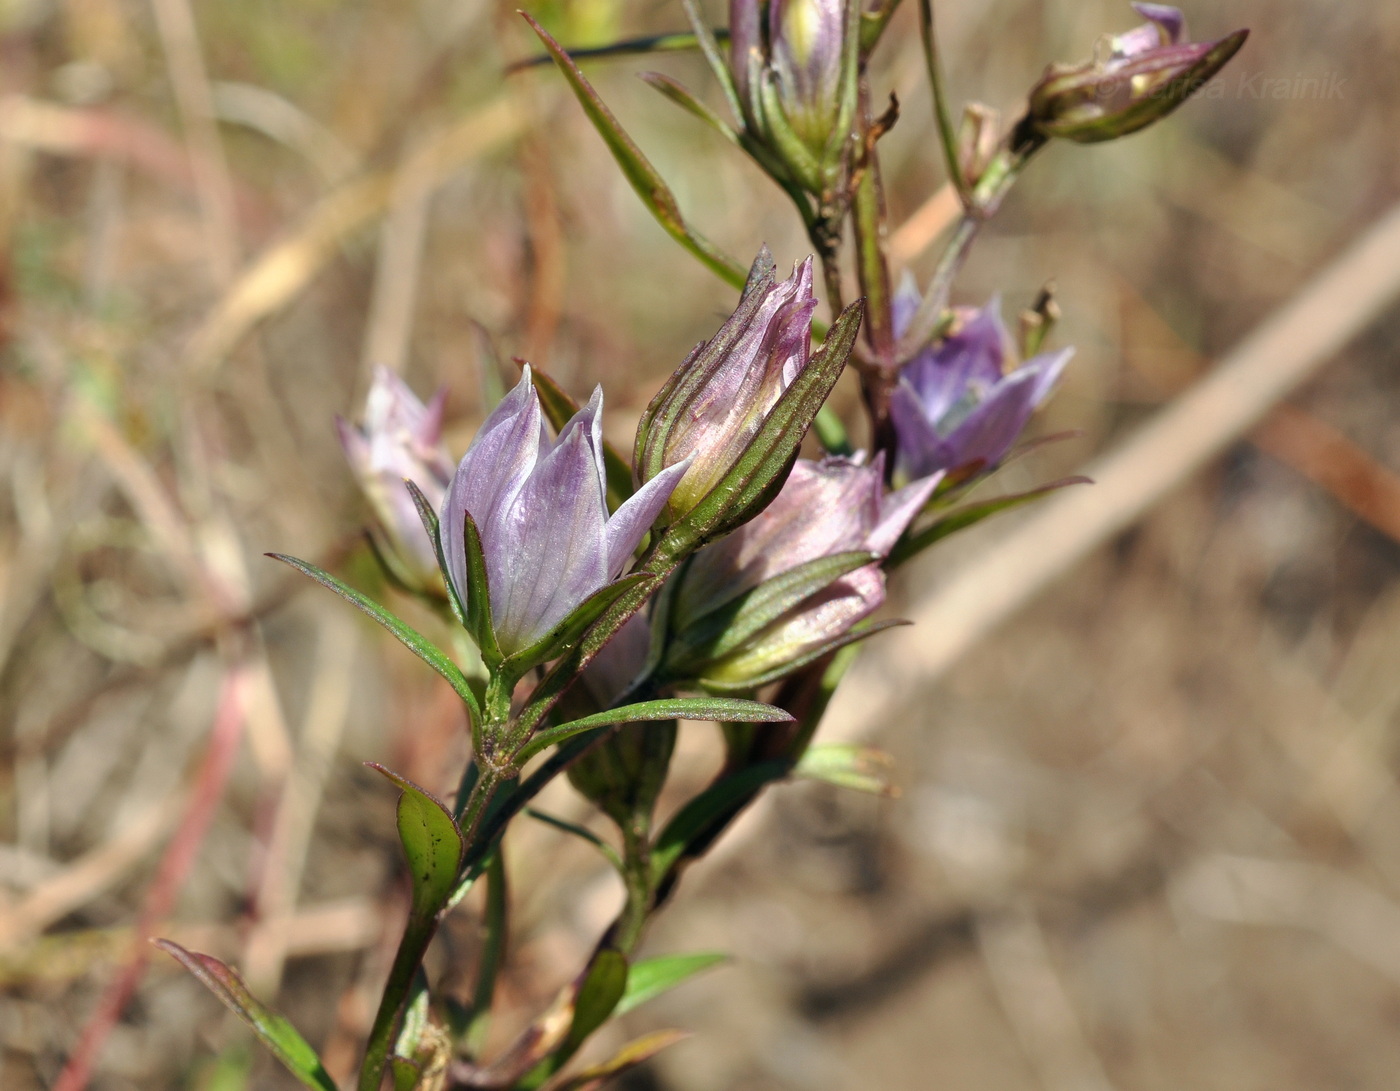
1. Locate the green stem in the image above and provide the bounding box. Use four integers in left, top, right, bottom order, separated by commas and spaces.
918, 0, 972, 209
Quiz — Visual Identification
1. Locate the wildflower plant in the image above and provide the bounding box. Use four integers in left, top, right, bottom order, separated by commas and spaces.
158, 2, 1246, 1088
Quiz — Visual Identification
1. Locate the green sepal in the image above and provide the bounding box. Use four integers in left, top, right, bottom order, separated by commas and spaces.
756, 73, 824, 193
524, 362, 635, 507
405, 479, 466, 627
887, 476, 1091, 568
368, 764, 466, 922
794, 742, 897, 796
616, 952, 727, 1015
515, 696, 792, 764
698, 619, 908, 694
458, 510, 503, 668
152, 941, 337, 1091
657, 300, 864, 556
666, 550, 878, 671
523, 13, 747, 290
499, 572, 658, 681
268, 553, 481, 726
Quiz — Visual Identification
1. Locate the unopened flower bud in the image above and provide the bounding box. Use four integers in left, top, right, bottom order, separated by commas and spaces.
440, 369, 688, 657
635, 251, 817, 524
1028, 3, 1247, 144
659, 455, 940, 692
337, 366, 454, 594
890, 287, 1072, 482
955, 103, 1001, 191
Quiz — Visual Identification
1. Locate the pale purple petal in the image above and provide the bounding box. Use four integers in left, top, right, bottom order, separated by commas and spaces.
866, 466, 944, 556
901, 300, 1007, 423
439, 368, 543, 608
891, 273, 921, 339
891, 378, 956, 478
941, 368, 1046, 470
604, 456, 691, 577
488, 409, 609, 652
1131, 3, 1185, 44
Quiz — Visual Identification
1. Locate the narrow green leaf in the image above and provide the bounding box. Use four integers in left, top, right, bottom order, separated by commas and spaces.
616, 953, 727, 1015
700, 619, 909, 694
404, 479, 466, 627
640, 72, 741, 145
675, 0, 744, 121
525, 808, 624, 871
459, 511, 502, 666
887, 476, 1091, 567
505, 29, 728, 75
565, 949, 629, 1053
522, 13, 747, 290
671, 551, 878, 665
651, 762, 789, 882
369, 764, 465, 921
795, 743, 897, 796
268, 553, 480, 723
516, 697, 793, 764
153, 941, 337, 1091
552, 1029, 689, 1091
524, 362, 635, 506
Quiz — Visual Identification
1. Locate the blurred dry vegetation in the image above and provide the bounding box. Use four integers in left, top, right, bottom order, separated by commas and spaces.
1, 0, 1399, 1088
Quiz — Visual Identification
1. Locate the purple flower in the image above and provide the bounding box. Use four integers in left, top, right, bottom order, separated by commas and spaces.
439, 368, 689, 657
890, 288, 1072, 482
636, 253, 817, 521
337, 366, 454, 593
1028, 3, 1247, 144
665, 455, 940, 690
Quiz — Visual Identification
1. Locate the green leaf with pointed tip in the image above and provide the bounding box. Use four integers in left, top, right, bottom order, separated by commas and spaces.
887, 476, 1091, 567
502, 573, 658, 680
651, 762, 789, 883
675, 0, 744, 121
641, 72, 740, 145
454, 509, 502, 667
522, 13, 747, 290
795, 743, 897, 796
699, 619, 908, 694
525, 808, 623, 871
369, 764, 465, 921
553, 1029, 690, 1091
565, 948, 629, 1053
515, 697, 793, 763
525, 363, 635, 507
405, 479, 466, 627
153, 941, 337, 1091
616, 953, 727, 1015
268, 553, 480, 724
505, 29, 727, 75
670, 551, 878, 667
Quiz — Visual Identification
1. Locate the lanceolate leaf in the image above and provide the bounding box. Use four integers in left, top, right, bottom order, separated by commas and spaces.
524, 362, 635, 507
515, 697, 793, 763
153, 941, 337, 1091
641, 72, 741, 145
564, 949, 629, 1054
405, 479, 466, 627
550, 1030, 690, 1091
522, 14, 747, 290
887, 476, 1091, 567
616, 952, 727, 1015
268, 553, 481, 724
504, 29, 728, 75
459, 511, 502, 667
369, 764, 465, 921
525, 808, 624, 871
651, 761, 790, 882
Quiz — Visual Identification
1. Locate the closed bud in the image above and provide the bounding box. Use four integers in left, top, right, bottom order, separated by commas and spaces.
730, 0, 858, 192
658, 455, 940, 692
635, 250, 818, 525
1028, 3, 1247, 144
955, 103, 1001, 191
337, 366, 453, 595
